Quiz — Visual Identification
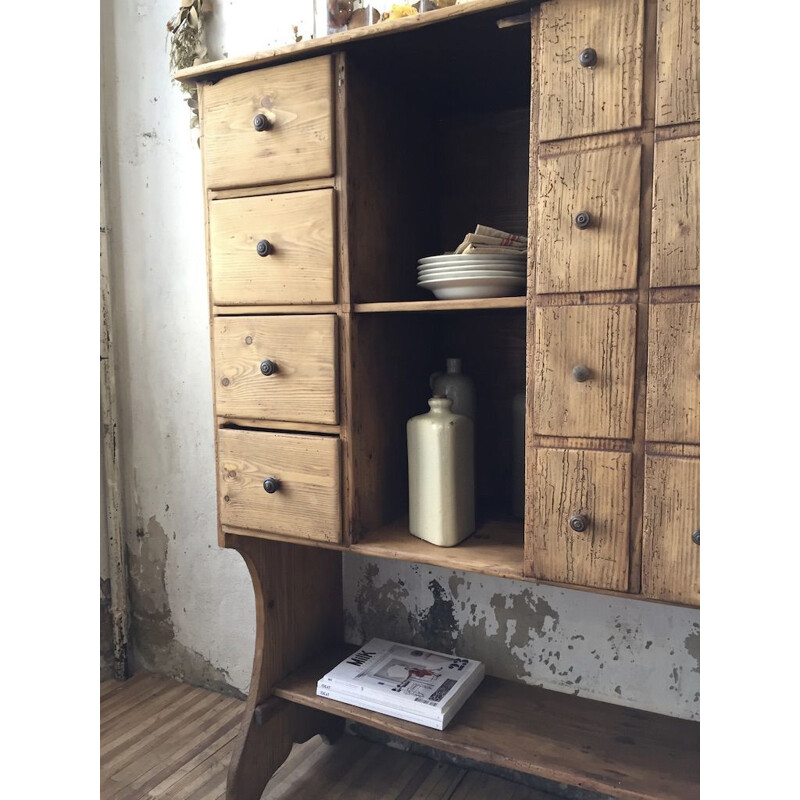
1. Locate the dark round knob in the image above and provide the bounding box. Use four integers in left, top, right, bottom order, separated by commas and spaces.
569, 514, 589, 533
574, 211, 592, 230
579, 47, 598, 68
263, 477, 281, 494
260, 359, 278, 376
256, 239, 272, 257
691, 530, 700, 546
572, 364, 591, 383
253, 113, 273, 132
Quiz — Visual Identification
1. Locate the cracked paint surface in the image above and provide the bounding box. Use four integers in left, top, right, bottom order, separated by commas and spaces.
343, 554, 700, 720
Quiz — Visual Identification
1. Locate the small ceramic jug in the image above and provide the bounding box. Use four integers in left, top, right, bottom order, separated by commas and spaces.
407, 396, 475, 547
430, 358, 476, 420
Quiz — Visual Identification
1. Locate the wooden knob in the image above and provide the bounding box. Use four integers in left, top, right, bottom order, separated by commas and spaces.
260, 359, 278, 376
263, 477, 281, 494
572, 364, 591, 383
256, 239, 273, 257
569, 514, 589, 533
253, 113, 273, 132
574, 211, 592, 230
579, 47, 597, 68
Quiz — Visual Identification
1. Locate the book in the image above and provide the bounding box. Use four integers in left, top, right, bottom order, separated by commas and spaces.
316, 638, 485, 730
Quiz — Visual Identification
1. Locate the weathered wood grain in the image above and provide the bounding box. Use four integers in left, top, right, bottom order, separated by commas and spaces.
536, 143, 641, 293
642, 455, 699, 605
533, 304, 637, 439
218, 429, 342, 543
209, 189, 336, 306
645, 302, 699, 443
202, 56, 334, 190
213, 315, 338, 424
529, 447, 631, 591
538, 0, 644, 141
655, 0, 700, 126
650, 135, 699, 287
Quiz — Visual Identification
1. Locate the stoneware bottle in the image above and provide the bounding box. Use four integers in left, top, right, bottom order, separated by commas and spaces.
407, 396, 475, 547
430, 358, 476, 420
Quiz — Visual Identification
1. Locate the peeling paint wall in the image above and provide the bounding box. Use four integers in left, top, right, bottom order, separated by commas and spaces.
343, 556, 700, 720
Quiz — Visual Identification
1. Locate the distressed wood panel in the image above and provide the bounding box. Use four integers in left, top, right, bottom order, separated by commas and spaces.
533, 304, 637, 439
529, 448, 631, 591
655, 0, 700, 126
218, 429, 341, 542
536, 143, 641, 293
209, 189, 336, 305
202, 57, 334, 190
645, 303, 699, 443
214, 315, 338, 424
642, 455, 699, 605
539, 0, 644, 141
651, 136, 699, 287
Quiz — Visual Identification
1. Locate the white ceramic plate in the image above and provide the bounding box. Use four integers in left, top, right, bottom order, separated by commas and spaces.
418, 270, 526, 281
417, 276, 526, 300
418, 265, 526, 276
419, 254, 525, 266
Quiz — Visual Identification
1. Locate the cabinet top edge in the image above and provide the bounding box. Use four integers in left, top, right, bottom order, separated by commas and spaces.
174, 0, 534, 83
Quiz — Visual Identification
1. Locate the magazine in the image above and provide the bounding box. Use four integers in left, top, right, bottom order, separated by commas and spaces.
316, 638, 484, 729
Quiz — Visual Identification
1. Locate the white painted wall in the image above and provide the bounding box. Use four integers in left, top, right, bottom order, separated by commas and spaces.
102, 0, 699, 718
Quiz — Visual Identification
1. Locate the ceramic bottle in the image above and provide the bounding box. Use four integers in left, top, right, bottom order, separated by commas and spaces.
430, 358, 476, 420
407, 396, 475, 547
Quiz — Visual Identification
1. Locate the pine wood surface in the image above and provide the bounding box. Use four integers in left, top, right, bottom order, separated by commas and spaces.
352, 297, 528, 313
533, 304, 637, 439
650, 135, 699, 287
528, 448, 631, 591
536, 142, 642, 293
538, 0, 644, 141
641, 455, 699, 604
201, 57, 334, 190
274, 645, 700, 800
655, 0, 699, 126
218, 429, 342, 543
213, 315, 338, 425
209, 189, 336, 306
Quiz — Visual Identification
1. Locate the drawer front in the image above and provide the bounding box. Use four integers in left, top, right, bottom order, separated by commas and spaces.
533, 304, 637, 439
651, 136, 699, 288
202, 56, 334, 190
209, 189, 336, 306
655, 0, 700, 126
530, 448, 631, 591
538, 0, 644, 141
218, 428, 341, 543
642, 456, 699, 605
214, 315, 338, 424
646, 303, 699, 443
536, 145, 641, 294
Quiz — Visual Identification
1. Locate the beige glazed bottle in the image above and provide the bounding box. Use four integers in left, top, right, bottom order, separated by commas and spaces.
407, 396, 475, 547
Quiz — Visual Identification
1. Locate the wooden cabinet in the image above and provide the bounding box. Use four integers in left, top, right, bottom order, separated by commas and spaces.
655, 0, 700, 126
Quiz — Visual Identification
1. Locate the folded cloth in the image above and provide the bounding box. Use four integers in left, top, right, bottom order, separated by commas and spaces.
454, 225, 528, 254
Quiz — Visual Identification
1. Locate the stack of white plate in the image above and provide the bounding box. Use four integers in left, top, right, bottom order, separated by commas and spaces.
417, 254, 526, 300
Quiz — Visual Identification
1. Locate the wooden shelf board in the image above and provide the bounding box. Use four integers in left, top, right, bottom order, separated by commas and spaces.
274, 645, 700, 800
351, 518, 524, 580
352, 296, 527, 314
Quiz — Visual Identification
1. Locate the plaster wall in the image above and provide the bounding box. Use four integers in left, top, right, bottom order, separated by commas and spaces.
101, 0, 700, 719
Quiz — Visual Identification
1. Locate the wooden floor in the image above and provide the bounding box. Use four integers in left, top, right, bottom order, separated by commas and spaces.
101, 673, 558, 800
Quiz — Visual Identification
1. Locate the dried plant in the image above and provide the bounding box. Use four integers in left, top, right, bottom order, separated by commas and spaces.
167, 1, 213, 127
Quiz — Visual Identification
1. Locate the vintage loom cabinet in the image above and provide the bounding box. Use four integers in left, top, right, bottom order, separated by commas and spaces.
176, 0, 700, 797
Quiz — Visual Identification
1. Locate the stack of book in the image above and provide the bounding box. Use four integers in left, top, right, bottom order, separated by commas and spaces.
316, 638, 485, 730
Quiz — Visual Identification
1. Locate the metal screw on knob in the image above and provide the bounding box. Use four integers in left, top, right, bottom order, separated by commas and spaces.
253, 113, 273, 132
260, 359, 278, 376
574, 211, 592, 230
263, 477, 281, 494
572, 364, 591, 383
691, 530, 700, 546
256, 239, 272, 257
579, 47, 598, 68
569, 514, 589, 533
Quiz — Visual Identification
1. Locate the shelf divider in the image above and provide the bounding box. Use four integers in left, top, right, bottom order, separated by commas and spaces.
352, 296, 527, 313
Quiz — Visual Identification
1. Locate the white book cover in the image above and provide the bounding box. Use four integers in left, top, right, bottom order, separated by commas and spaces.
317, 686, 445, 730
316, 639, 484, 719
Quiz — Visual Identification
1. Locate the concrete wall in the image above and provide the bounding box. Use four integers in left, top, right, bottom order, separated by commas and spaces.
101, 0, 700, 719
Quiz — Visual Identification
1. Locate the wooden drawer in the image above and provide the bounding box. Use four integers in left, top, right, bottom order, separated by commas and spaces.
214, 315, 338, 424
646, 303, 699, 443
533, 304, 636, 439
201, 56, 334, 190
655, 0, 700, 126
651, 135, 699, 288
536, 144, 641, 294
218, 428, 341, 543
642, 456, 699, 605
538, 0, 644, 141
209, 189, 336, 306
528, 447, 631, 591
